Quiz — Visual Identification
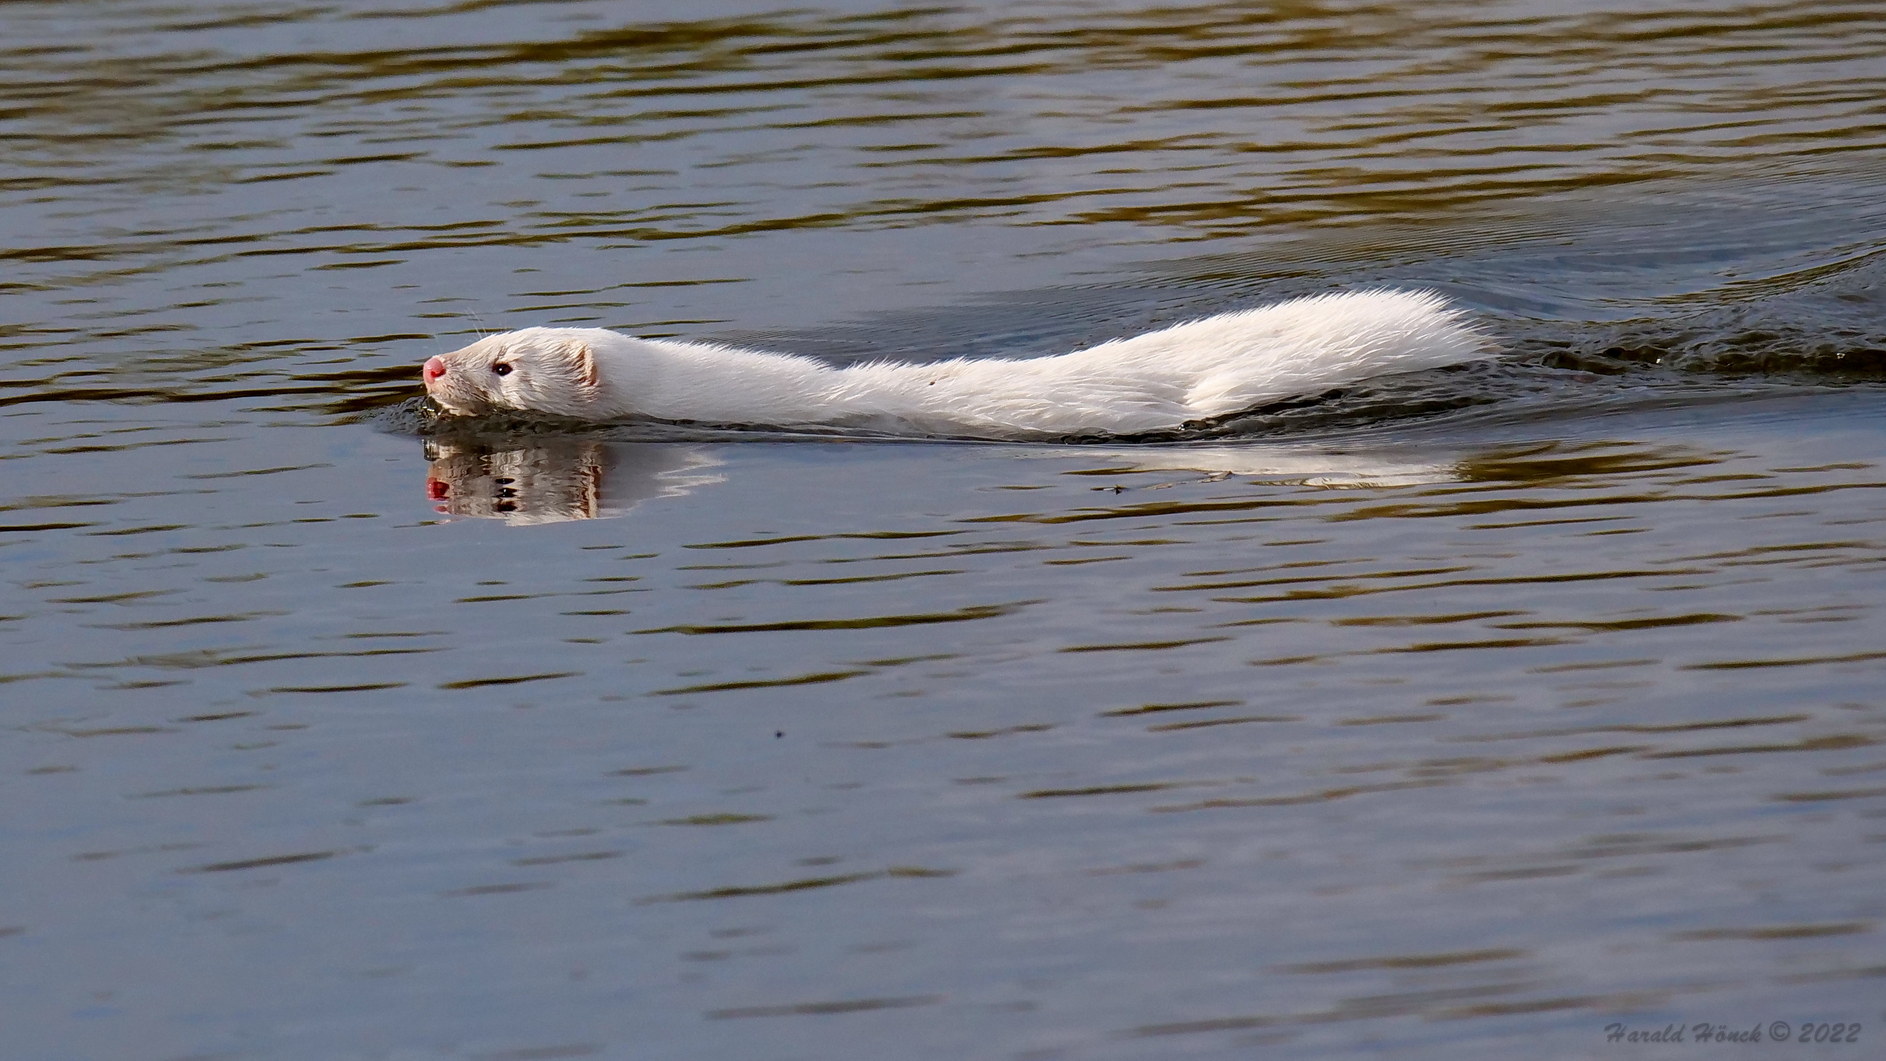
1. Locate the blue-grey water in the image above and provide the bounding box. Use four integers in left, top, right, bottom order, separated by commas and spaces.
4, 1, 1884, 1059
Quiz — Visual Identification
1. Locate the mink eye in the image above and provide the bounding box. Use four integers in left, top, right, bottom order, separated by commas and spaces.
491, 362, 513, 377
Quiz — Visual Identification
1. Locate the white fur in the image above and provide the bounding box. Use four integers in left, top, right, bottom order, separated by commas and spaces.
423, 290, 1487, 438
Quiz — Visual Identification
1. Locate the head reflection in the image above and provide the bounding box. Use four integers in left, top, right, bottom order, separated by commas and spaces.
423, 437, 723, 524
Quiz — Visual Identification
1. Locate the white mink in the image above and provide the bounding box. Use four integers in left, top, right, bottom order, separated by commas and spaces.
422, 289, 1488, 439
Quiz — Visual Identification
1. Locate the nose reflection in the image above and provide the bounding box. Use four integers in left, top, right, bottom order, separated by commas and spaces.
422, 437, 724, 524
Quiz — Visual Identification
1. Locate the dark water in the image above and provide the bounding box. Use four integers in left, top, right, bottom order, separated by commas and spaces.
4, 2, 1885, 1059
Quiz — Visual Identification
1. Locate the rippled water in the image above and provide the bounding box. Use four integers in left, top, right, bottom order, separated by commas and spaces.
5, 1, 1885, 1058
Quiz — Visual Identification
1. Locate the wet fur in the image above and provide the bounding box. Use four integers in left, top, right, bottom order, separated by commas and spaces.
423, 290, 1488, 438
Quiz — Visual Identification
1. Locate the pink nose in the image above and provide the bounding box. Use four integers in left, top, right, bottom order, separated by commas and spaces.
423, 356, 446, 383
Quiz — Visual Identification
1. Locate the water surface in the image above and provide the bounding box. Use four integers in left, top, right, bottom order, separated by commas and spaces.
3, 1, 1884, 1058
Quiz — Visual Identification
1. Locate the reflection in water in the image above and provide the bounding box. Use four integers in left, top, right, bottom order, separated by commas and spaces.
1049, 444, 1462, 488
422, 436, 722, 523
424, 435, 1466, 522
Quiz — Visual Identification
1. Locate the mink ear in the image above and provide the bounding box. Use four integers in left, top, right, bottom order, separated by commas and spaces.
567, 341, 599, 389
